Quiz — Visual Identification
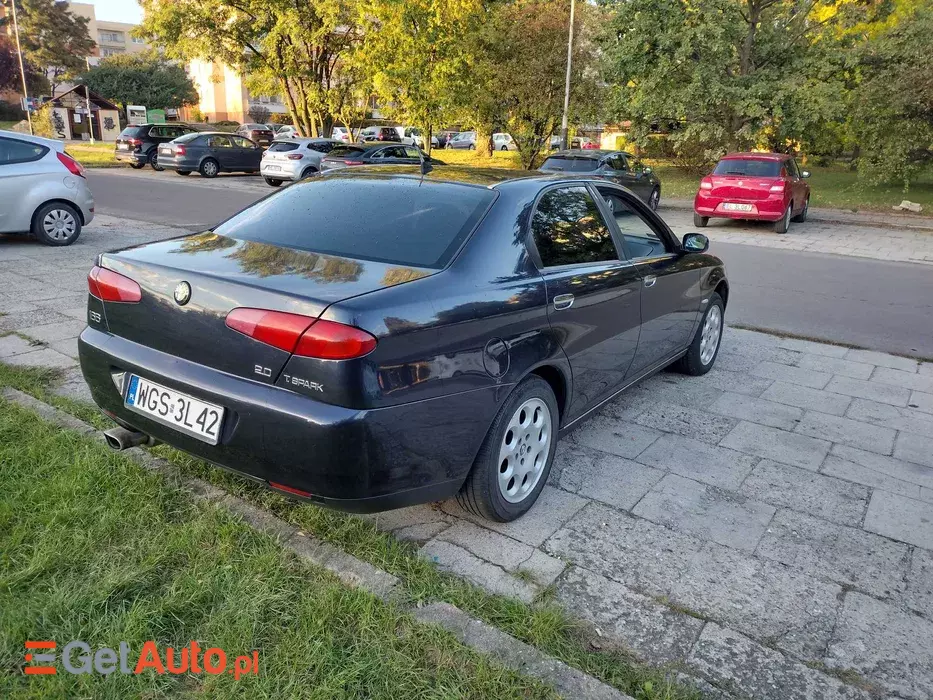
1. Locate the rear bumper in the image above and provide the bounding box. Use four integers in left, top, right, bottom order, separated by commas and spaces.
115, 150, 145, 165
158, 157, 199, 172
694, 192, 786, 221
78, 327, 500, 513
260, 162, 302, 180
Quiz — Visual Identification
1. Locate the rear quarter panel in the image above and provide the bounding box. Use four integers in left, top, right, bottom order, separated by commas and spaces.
0, 155, 70, 233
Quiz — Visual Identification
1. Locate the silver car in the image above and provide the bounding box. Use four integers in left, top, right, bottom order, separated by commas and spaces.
260, 137, 343, 186
0, 130, 94, 246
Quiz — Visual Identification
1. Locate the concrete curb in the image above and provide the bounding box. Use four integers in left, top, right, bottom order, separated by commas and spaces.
1, 387, 633, 700
662, 198, 933, 232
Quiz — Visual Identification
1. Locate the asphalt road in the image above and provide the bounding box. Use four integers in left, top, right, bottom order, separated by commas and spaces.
87, 169, 933, 358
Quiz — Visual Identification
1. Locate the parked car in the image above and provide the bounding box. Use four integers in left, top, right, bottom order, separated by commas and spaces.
235, 123, 275, 147
270, 125, 299, 138
320, 142, 443, 170
580, 139, 600, 150
156, 132, 263, 178
435, 130, 459, 149
493, 132, 517, 151
447, 131, 477, 149
693, 152, 810, 234
359, 126, 402, 143
79, 165, 727, 521
261, 137, 342, 186
115, 123, 198, 171
332, 127, 352, 142
396, 127, 439, 150
0, 130, 93, 246
549, 135, 582, 150
540, 150, 662, 210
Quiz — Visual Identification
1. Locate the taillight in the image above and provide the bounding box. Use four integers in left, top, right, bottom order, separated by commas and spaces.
174, 145, 187, 156
88, 266, 142, 303
770, 182, 786, 193
343, 160, 364, 166
699, 178, 712, 190
126, 137, 142, 148
58, 151, 85, 178
269, 481, 314, 498
286, 153, 303, 160
225, 308, 377, 359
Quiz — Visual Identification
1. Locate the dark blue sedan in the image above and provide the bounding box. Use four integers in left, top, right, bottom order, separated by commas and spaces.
79, 166, 728, 521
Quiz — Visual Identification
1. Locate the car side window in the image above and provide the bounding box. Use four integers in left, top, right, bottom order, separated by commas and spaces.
595, 185, 671, 260
404, 146, 422, 158
208, 135, 232, 148
787, 159, 800, 178
531, 186, 620, 267
0, 137, 48, 165
609, 155, 627, 171
629, 157, 646, 175
232, 136, 254, 149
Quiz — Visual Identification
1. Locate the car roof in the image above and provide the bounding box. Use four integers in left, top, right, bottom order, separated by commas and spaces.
546, 149, 627, 159
320, 164, 597, 189
278, 137, 341, 144
0, 129, 64, 151
721, 152, 789, 161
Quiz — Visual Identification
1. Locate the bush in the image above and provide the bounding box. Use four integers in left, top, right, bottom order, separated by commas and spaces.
0, 99, 25, 121
247, 105, 271, 123
268, 112, 292, 125
31, 105, 55, 138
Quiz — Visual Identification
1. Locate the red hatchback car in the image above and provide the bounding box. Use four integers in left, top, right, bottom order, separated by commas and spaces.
693, 152, 810, 233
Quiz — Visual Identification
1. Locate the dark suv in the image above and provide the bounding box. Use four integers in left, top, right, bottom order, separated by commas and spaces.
115, 124, 198, 171
358, 126, 401, 143
540, 150, 663, 210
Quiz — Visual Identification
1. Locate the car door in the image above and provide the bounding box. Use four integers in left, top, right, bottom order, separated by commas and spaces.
526, 184, 643, 422
0, 136, 51, 233
231, 136, 261, 170
594, 183, 703, 377
207, 135, 236, 169
599, 154, 644, 197
786, 157, 808, 214
371, 145, 406, 164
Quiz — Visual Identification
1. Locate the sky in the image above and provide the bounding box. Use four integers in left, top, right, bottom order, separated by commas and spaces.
82, 0, 143, 24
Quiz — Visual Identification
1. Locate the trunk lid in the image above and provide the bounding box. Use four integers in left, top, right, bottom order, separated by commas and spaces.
98, 232, 435, 383
708, 175, 778, 200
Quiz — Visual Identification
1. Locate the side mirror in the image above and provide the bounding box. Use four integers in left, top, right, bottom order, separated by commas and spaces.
644, 166, 652, 174
801, 170, 811, 178
682, 232, 709, 253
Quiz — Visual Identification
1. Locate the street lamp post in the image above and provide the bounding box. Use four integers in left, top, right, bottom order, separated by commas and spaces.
559, 0, 575, 151
9, 0, 33, 135
85, 57, 94, 144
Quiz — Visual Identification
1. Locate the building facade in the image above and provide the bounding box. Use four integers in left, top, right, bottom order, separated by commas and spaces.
69, 2, 150, 63
180, 60, 287, 124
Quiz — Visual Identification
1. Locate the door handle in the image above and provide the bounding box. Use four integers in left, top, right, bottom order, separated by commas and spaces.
553, 293, 574, 310
643, 275, 657, 288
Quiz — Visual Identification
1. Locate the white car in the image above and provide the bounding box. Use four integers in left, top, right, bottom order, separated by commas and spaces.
260, 137, 343, 186
0, 130, 94, 246
397, 127, 439, 150
332, 127, 352, 142
493, 133, 518, 151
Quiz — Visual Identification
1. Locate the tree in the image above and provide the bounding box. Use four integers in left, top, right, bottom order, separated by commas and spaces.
598, 0, 885, 168
76, 52, 199, 113
0, 0, 95, 96
138, 0, 363, 137
849, 3, 933, 186
247, 104, 271, 123
0, 35, 48, 95
356, 0, 485, 154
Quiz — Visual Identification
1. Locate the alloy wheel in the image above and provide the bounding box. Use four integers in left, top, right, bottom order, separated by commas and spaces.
699, 304, 722, 365
497, 398, 552, 503
649, 189, 660, 211
42, 208, 77, 241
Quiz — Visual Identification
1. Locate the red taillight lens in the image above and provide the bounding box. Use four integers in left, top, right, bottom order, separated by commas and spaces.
174, 145, 187, 156
699, 178, 712, 190
294, 320, 377, 360
225, 308, 316, 353
58, 151, 85, 178
343, 160, 364, 165
88, 265, 142, 303
269, 481, 314, 498
225, 308, 377, 359
770, 182, 786, 193
286, 153, 303, 160
127, 137, 142, 147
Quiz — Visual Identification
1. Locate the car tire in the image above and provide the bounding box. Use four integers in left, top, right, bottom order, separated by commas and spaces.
500, 145, 507, 151
792, 196, 809, 223
176, 170, 191, 176
199, 158, 219, 178
468, 144, 475, 150
148, 150, 164, 172
693, 212, 709, 227
672, 291, 724, 376
456, 375, 559, 522
129, 161, 145, 169
31, 201, 82, 246
649, 187, 661, 211
775, 204, 791, 233
300, 167, 317, 179
264, 177, 282, 187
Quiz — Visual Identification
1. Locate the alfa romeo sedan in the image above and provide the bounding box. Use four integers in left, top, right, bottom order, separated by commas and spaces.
79, 167, 728, 522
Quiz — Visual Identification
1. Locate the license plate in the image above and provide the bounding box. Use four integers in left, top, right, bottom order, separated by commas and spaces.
723, 203, 754, 212
124, 375, 224, 444
118, 144, 130, 150
265, 165, 281, 171
159, 148, 172, 155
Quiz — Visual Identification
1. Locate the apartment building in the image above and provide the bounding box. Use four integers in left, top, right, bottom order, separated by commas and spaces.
68, 2, 150, 64
180, 59, 288, 124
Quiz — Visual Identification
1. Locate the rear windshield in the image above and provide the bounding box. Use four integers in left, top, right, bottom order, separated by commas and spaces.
268, 141, 300, 152
174, 131, 203, 144
119, 126, 147, 138
213, 177, 497, 269
540, 157, 598, 172
714, 159, 782, 177
327, 145, 366, 158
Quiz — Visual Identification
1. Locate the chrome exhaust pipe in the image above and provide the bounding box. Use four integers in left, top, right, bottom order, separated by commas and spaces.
103, 426, 153, 451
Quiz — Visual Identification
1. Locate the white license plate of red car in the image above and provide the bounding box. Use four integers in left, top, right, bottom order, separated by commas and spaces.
723, 203, 754, 212
124, 375, 224, 444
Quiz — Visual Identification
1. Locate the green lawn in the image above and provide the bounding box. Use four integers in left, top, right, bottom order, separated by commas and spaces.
0, 394, 559, 699
0, 121, 20, 131
0, 359, 698, 700
66, 142, 121, 169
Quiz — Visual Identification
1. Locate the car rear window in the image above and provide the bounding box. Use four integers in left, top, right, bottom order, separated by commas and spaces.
713, 159, 782, 177
119, 126, 147, 138
540, 157, 598, 172
213, 177, 497, 269
175, 131, 203, 144
268, 141, 300, 152
327, 145, 366, 158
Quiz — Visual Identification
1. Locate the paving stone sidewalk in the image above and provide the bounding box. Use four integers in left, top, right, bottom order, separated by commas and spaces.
3, 214, 933, 699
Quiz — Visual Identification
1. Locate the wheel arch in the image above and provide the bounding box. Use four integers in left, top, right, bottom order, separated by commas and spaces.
714, 279, 729, 309
32, 198, 85, 226
527, 363, 570, 425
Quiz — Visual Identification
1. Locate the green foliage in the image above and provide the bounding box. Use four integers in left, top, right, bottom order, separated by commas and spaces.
30, 103, 55, 138
77, 52, 199, 111
0, 0, 95, 95
247, 104, 271, 124
0, 35, 48, 95
849, 2, 933, 186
